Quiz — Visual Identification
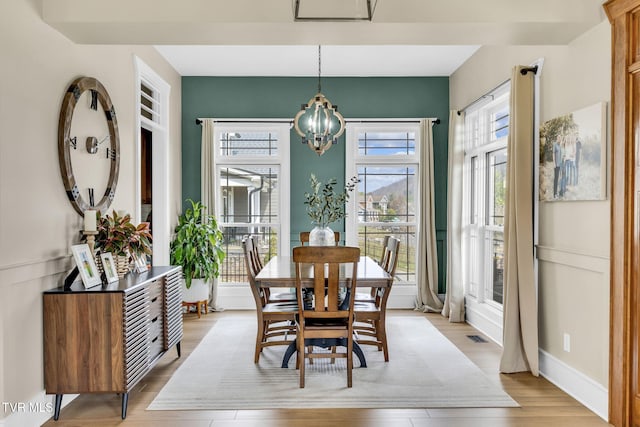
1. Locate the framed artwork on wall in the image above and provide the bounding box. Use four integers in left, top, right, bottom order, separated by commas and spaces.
71, 244, 102, 288
538, 101, 607, 201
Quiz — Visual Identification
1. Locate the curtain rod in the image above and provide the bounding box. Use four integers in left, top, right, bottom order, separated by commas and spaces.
456, 65, 538, 115
196, 118, 440, 125
346, 118, 440, 125
195, 118, 291, 125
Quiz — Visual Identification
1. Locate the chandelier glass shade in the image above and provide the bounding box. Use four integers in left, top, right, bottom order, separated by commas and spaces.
293, 46, 345, 156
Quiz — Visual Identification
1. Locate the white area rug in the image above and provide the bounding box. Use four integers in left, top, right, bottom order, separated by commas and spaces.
148, 315, 518, 410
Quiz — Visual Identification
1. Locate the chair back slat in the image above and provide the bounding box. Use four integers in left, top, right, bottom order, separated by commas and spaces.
378, 235, 390, 266
382, 236, 401, 279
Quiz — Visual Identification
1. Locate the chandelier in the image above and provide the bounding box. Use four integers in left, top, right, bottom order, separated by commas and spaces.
293, 46, 346, 156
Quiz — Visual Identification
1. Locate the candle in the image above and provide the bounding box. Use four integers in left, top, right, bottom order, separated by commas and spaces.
84, 209, 97, 232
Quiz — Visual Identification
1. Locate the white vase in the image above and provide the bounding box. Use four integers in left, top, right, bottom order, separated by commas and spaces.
181, 278, 210, 302
309, 226, 335, 246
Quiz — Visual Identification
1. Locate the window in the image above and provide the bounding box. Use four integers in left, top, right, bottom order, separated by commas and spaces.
463, 83, 510, 307
346, 123, 420, 286
213, 123, 290, 284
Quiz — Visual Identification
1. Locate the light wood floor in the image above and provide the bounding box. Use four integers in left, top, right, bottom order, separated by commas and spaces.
42, 310, 611, 427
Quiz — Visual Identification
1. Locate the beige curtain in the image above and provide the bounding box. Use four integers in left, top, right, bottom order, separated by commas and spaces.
200, 119, 223, 311
442, 110, 465, 322
499, 66, 538, 375
415, 118, 444, 312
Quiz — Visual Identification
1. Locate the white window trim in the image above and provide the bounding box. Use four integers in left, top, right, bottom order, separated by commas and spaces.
134, 56, 171, 266
463, 85, 509, 314
345, 121, 421, 308
213, 122, 291, 259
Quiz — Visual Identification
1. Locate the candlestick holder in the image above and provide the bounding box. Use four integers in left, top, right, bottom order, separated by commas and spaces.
83, 230, 99, 256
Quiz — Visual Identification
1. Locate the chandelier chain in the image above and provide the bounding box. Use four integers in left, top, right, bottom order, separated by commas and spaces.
317, 45, 322, 93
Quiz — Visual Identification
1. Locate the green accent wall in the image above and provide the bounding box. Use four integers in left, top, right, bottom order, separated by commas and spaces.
181, 76, 449, 292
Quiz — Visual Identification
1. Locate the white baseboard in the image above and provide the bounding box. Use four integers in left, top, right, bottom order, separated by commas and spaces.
464, 299, 503, 346
539, 350, 608, 421
0, 391, 77, 427
217, 283, 255, 309
388, 284, 417, 309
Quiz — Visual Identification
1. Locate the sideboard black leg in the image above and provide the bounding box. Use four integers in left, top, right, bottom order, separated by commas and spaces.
176, 341, 181, 357
53, 394, 63, 420
121, 393, 129, 419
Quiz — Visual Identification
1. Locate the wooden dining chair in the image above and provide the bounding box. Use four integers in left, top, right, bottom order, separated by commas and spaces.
299, 231, 341, 246
293, 245, 360, 388
242, 237, 297, 363
353, 236, 400, 362
245, 235, 296, 304
355, 235, 391, 303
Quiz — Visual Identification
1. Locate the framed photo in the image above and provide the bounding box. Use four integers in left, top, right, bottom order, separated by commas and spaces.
539, 101, 607, 201
100, 252, 119, 283
132, 252, 148, 273
71, 244, 102, 288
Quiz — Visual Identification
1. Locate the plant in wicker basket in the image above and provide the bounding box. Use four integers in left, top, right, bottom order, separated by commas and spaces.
96, 210, 152, 277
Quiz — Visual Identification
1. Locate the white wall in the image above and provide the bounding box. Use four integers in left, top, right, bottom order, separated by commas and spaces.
450, 20, 611, 417
0, 0, 181, 424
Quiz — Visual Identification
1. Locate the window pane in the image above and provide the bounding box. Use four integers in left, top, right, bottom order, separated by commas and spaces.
491, 106, 509, 141
357, 166, 416, 223
465, 111, 480, 150
219, 166, 279, 224
467, 230, 478, 297
490, 231, 504, 304
219, 131, 279, 157
219, 226, 277, 284
358, 131, 416, 156
357, 225, 416, 284
487, 149, 507, 227
140, 83, 156, 121
470, 156, 478, 225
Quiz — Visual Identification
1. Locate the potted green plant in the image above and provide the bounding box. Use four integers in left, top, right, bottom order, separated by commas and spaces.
96, 210, 152, 277
170, 199, 225, 304
303, 174, 358, 245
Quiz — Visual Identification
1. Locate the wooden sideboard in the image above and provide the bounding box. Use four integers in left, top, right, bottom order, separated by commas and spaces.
43, 266, 183, 420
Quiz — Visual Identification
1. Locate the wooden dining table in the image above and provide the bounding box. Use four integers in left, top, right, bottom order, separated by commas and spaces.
255, 255, 391, 368
255, 255, 391, 288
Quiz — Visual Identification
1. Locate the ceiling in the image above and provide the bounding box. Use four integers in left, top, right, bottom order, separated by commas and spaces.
42, 0, 608, 77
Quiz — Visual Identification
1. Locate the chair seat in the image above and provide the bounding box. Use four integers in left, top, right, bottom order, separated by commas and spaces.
354, 292, 375, 302
304, 318, 349, 329
354, 302, 378, 312
263, 302, 298, 313
268, 291, 297, 303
